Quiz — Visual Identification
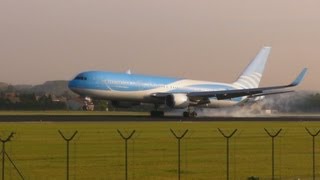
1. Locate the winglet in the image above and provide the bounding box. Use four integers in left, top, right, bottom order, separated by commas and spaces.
290, 68, 308, 86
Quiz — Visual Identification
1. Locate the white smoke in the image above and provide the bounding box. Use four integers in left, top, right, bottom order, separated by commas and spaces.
198, 105, 263, 117
195, 91, 319, 117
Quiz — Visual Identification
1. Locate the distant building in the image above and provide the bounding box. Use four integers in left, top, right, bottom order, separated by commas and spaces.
50, 95, 67, 103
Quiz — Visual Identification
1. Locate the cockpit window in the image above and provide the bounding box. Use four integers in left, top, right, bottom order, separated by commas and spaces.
75, 76, 87, 80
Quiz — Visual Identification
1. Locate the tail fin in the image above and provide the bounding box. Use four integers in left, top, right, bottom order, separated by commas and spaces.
233, 46, 271, 89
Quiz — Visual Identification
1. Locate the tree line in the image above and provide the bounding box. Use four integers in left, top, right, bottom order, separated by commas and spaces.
0, 92, 66, 110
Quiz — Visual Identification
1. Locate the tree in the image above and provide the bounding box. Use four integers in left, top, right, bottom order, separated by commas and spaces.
6, 85, 15, 93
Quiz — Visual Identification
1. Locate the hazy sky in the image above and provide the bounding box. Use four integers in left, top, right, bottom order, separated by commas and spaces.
0, 0, 319, 90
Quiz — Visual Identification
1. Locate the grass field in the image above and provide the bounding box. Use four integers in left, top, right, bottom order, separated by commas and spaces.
0, 120, 320, 179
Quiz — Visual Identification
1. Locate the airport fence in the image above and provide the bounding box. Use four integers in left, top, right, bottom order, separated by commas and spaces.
1, 125, 320, 180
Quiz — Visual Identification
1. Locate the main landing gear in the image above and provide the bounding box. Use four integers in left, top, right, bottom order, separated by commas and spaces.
183, 107, 197, 118
150, 105, 198, 118
183, 111, 197, 117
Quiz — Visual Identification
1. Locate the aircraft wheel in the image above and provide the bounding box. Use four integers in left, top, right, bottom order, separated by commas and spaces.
183, 111, 197, 117
191, 111, 197, 117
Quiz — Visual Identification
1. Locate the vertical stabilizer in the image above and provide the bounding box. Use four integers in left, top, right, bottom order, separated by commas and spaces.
233, 47, 271, 89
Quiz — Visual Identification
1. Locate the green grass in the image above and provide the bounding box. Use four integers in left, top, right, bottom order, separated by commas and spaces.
0, 121, 319, 179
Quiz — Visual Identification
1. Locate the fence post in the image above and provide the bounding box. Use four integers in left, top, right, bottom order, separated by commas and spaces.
0, 132, 24, 180
170, 129, 188, 180
264, 128, 282, 180
58, 130, 78, 180
117, 130, 136, 180
305, 128, 320, 180
217, 128, 237, 180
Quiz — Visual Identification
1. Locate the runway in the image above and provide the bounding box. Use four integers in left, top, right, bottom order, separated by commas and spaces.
0, 114, 320, 122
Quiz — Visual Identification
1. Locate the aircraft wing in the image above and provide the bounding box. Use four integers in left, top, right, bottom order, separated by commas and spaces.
188, 68, 307, 100
152, 68, 307, 100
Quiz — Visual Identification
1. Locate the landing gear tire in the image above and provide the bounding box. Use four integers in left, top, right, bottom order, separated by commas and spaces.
150, 111, 164, 117
183, 111, 197, 118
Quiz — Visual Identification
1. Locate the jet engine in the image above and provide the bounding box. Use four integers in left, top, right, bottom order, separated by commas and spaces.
165, 94, 190, 108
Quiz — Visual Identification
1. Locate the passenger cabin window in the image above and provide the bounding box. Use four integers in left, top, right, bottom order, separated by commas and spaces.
75, 76, 87, 80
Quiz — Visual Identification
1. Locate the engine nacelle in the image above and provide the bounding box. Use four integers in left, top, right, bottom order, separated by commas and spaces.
165, 94, 190, 109
111, 101, 141, 108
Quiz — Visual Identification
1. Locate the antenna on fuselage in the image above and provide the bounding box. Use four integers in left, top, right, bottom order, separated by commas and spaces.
126, 69, 132, 75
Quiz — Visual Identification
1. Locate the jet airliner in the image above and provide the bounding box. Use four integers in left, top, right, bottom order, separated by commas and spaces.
68, 47, 307, 117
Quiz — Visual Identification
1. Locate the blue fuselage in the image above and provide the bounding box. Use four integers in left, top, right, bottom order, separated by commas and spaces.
68, 71, 242, 106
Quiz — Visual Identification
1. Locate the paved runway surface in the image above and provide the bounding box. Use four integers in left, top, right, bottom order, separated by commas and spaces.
0, 115, 320, 122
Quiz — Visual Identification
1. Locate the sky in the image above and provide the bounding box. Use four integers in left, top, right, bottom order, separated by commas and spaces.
0, 0, 319, 90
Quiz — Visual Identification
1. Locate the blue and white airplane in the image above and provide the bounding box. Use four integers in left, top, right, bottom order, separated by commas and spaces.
68, 47, 307, 117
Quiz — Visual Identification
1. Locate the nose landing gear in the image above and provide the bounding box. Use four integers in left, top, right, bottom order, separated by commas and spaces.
82, 97, 94, 111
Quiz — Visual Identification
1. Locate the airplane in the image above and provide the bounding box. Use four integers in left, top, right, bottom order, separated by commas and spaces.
68, 47, 308, 117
